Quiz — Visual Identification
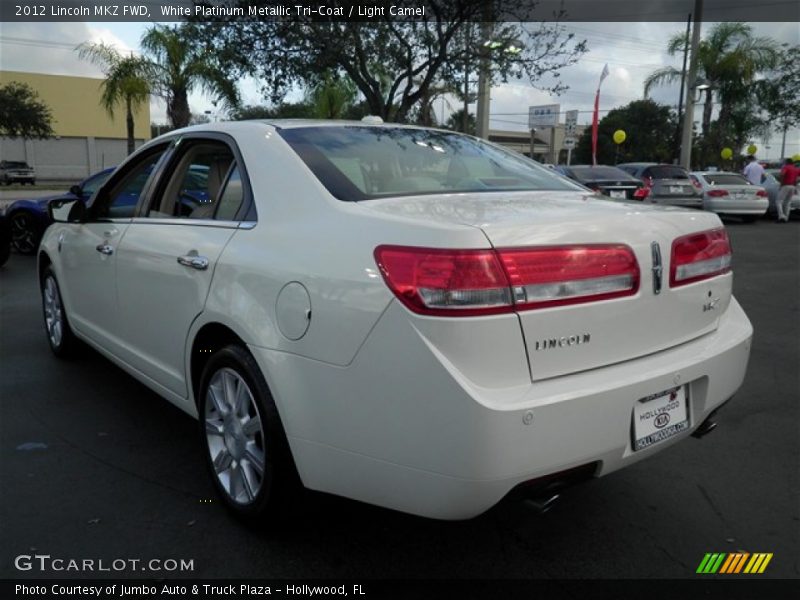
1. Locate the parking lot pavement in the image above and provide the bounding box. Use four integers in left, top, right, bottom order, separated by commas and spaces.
0, 218, 798, 581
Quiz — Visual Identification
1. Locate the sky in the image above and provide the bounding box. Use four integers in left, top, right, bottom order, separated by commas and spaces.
0, 20, 797, 159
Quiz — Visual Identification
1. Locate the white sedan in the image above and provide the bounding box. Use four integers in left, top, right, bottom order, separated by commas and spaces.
39, 120, 753, 521
690, 171, 769, 221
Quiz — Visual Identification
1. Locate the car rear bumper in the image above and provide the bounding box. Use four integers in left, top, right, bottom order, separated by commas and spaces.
251, 297, 752, 520
704, 198, 768, 215
651, 195, 703, 208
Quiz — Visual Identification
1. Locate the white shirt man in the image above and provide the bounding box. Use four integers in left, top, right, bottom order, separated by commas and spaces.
743, 157, 765, 186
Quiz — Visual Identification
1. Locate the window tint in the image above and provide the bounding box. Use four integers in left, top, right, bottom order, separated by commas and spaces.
215, 166, 244, 221
81, 170, 112, 198
279, 126, 581, 201
94, 151, 165, 219
571, 166, 635, 181
148, 141, 234, 219
644, 166, 689, 180
704, 173, 749, 186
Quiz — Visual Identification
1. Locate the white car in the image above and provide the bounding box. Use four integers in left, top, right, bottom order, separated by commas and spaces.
689, 171, 769, 222
39, 120, 753, 521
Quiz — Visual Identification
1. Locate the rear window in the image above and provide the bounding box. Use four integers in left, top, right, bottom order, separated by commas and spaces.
644, 166, 690, 180
278, 126, 581, 201
571, 166, 635, 181
3, 161, 30, 169
703, 173, 749, 186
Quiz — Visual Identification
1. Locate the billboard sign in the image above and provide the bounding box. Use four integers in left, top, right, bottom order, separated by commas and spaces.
528, 104, 560, 129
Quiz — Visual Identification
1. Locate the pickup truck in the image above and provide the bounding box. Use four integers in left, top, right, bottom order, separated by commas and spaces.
0, 160, 36, 185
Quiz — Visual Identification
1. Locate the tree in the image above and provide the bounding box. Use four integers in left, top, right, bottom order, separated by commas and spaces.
307, 74, 358, 119
77, 42, 150, 154
445, 108, 476, 135
755, 45, 800, 156
230, 101, 316, 121
190, 1, 586, 122
140, 24, 240, 128
644, 23, 780, 139
573, 100, 676, 165
0, 82, 54, 138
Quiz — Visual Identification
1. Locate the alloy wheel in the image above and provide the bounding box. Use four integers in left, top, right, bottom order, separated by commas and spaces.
10, 213, 37, 254
43, 276, 64, 348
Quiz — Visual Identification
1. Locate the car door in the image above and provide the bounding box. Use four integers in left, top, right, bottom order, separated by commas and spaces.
58, 146, 168, 353
113, 135, 248, 398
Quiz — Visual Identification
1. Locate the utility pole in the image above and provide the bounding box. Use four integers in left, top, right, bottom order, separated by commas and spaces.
674, 13, 692, 163
475, 2, 493, 140
679, 0, 703, 169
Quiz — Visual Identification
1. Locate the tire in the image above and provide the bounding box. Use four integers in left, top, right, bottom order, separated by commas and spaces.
198, 345, 300, 524
0, 218, 10, 267
41, 266, 78, 357
9, 211, 41, 255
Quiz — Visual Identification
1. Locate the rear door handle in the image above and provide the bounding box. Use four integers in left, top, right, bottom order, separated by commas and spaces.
177, 254, 209, 271
96, 244, 114, 255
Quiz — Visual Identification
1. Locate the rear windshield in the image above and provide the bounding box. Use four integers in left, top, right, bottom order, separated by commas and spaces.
571, 166, 635, 181
278, 126, 581, 201
644, 165, 689, 180
703, 173, 749, 186
3, 161, 30, 169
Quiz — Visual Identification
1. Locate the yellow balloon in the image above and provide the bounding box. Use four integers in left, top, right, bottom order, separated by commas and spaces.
792, 154, 800, 162
747, 144, 757, 155
613, 130, 626, 144
720, 147, 733, 160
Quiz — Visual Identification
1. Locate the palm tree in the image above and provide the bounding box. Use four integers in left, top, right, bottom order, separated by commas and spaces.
307, 74, 357, 119
644, 23, 780, 138
140, 24, 239, 128
77, 42, 150, 155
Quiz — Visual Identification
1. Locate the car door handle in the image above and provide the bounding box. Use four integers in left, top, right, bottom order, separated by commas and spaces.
96, 243, 114, 255
177, 254, 209, 270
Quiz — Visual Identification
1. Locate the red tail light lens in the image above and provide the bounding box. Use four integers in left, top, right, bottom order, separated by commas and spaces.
756, 189, 768, 197
707, 189, 729, 197
633, 187, 650, 200
375, 244, 640, 316
670, 228, 732, 287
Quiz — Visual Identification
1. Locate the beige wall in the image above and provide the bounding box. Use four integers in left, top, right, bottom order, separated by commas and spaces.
0, 70, 150, 140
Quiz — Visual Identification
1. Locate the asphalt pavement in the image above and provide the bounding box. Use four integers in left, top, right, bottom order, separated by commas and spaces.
0, 217, 798, 582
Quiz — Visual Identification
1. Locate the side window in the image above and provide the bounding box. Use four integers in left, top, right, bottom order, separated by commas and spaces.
147, 141, 235, 219
93, 150, 165, 219
215, 166, 244, 221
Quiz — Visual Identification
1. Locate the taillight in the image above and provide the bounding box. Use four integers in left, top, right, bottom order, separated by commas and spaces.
374, 244, 640, 316
670, 228, 732, 287
633, 187, 650, 200
706, 189, 729, 197
756, 189, 768, 197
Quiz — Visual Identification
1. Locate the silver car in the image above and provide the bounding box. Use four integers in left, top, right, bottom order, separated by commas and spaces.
689, 171, 768, 222
617, 163, 702, 208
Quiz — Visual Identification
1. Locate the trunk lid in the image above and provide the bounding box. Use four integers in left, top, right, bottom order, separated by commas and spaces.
363, 191, 732, 381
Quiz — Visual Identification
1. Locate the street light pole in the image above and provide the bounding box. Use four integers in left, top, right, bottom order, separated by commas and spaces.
679, 0, 703, 169
475, 19, 492, 140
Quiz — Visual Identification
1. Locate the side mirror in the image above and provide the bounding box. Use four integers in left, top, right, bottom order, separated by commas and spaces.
49, 199, 86, 223
69, 184, 82, 197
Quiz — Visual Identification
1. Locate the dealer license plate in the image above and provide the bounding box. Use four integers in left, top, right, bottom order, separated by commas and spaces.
670, 185, 684, 194
632, 386, 689, 451
609, 190, 626, 198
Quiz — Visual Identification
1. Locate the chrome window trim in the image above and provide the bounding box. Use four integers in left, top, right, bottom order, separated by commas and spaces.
129, 217, 241, 230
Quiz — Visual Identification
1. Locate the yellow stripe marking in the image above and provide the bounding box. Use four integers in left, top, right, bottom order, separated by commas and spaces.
743, 554, 759, 573
757, 553, 773, 574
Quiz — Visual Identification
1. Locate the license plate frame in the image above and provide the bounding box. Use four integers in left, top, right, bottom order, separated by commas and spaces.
632, 386, 689, 451
669, 185, 684, 194
609, 190, 626, 199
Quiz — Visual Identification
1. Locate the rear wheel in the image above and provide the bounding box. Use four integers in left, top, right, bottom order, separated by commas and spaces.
198, 345, 299, 524
41, 266, 78, 357
10, 211, 41, 255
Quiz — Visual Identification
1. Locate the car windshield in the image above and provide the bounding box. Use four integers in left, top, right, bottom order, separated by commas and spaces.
646, 166, 690, 180
4, 161, 29, 169
278, 126, 581, 201
704, 173, 749, 186
571, 166, 633, 181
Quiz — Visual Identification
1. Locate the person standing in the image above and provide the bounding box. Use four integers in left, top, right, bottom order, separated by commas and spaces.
776, 158, 799, 223
743, 155, 765, 186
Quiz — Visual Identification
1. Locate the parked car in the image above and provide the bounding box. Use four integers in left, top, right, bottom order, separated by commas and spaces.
0, 212, 10, 267
556, 165, 649, 200
617, 163, 702, 208
0, 160, 36, 185
689, 171, 768, 222
763, 169, 800, 216
40, 120, 752, 522
5, 168, 114, 255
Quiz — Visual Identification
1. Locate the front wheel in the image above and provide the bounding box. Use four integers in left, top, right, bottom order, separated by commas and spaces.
198, 345, 300, 524
41, 266, 78, 357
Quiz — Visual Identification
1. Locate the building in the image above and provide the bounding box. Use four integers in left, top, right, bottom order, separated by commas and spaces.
0, 70, 150, 181
489, 124, 588, 165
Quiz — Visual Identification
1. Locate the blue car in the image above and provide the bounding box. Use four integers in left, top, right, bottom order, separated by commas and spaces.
5, 168, 114, 255
6, 165, 210, 254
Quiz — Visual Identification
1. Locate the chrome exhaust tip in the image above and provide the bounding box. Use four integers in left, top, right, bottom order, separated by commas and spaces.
691, 419, 718, 439
523, 493, 560, 514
